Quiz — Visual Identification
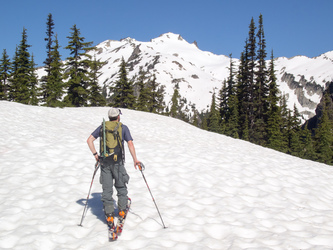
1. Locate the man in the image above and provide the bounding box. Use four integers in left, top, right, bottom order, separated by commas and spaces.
87, 107, 140, 224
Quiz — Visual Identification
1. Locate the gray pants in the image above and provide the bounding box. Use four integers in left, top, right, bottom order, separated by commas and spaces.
100, 158, 130, 215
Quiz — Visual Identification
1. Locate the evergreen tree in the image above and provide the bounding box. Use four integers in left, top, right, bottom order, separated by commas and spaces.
315, 91, 333, 164
170, 84, 180, 118
301, 123, 316, 160
226, 93, 239, 138
47, 35, 64, 107
28, 54, 39, 105
0, 49, 11, 100
252, 14, 269, 145
207, 93, 221, 133
221, 54, 239, 138
8, 47, 19, 101
246, 18, 257, 140
218, 80, 228, 133
88, 55, 106, 106
149, 75, 165, 113
266, 51, 283, 150
279, 95, 290, 153
237, 50, 250, 140
40, 13, 55, 104
64, 24, 94, 107
10, 28, 33, 104
136, 70, 151, 112
111, 57, 135, 108
44, 13, 55, 72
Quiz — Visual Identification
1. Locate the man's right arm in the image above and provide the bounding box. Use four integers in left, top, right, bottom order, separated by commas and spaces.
87, 135, 99, 161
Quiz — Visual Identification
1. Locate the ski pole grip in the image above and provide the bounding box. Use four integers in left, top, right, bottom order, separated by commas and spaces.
137, 162, 145, 171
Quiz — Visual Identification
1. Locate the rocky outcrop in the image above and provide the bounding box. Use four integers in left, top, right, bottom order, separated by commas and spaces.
281, 72, 324, 116
305, 81, 333, 130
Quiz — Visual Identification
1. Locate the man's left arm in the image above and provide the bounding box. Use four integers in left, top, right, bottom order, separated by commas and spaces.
127, 140, 140, 169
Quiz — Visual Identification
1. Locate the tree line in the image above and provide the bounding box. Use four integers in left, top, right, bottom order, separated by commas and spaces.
0, 14, 332, 165
0, 13, 165, 111
203, 15, 333, 165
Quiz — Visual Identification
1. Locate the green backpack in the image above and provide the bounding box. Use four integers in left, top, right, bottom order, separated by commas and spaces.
100, 118, 123, 162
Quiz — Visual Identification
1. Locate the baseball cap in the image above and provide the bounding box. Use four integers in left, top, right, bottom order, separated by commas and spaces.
108, 108, 122, 118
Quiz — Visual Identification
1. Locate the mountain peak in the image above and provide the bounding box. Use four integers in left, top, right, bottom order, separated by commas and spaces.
151, 32, 185, 43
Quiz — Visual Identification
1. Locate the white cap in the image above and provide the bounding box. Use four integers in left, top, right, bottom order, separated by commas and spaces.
108, 108, 122, 118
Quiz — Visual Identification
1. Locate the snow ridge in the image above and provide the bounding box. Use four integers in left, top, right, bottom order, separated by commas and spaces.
37, 32, 333, 119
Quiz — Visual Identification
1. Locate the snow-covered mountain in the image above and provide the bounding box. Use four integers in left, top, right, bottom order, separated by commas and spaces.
39, 32, 333, 120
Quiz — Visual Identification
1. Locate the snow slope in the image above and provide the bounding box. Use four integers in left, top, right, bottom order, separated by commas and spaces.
1, 101, 333, 249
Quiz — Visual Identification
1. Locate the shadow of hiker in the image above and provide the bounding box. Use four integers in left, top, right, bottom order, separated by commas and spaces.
77, 192, 105, 224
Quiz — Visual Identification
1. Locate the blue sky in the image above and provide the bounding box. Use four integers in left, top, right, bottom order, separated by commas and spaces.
1, 0, 332, 66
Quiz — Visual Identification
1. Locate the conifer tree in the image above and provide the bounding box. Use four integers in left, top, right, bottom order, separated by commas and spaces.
44, 13, 55, 72
111, 57, 135, 108
64, 24, 94, 107
10, 28, 33, 104
279, 95, 290, 152
236, 51, 250, 139
28, 54, 39, 105
136, 70, 151, 112
252, 14, 269, 145
88, 55, 106, 106
315, 91, 333, 164
207, 93, 221, 133
266, 51, 283, 150
301, 123, 316, 160
149, 75, 165, 113
246, 18, 257, 139
0, 49, 11, 100
218, 80, 228, 133
47, 35, 64, 107
40, 13, 55, 104
170, 84, 180, 118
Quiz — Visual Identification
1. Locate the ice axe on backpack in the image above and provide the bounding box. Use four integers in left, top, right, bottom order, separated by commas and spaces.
137, 162, 167, 229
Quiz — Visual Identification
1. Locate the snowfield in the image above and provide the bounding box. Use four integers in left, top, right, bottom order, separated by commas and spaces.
1, 101, 333, 249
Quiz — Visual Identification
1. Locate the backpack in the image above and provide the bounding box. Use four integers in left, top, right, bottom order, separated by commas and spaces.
100, 118, 123, 163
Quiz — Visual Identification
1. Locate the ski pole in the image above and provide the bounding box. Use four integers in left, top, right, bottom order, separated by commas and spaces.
78, 161, 100, 227
137, 162, 167, 229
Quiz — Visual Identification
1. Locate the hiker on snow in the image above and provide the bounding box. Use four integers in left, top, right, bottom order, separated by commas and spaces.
87, 107, 140, 223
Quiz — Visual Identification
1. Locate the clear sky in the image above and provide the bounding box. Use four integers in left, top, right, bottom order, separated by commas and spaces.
1, 0, 332, 67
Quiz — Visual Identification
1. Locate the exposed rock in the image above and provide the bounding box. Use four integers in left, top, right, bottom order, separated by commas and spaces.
281, 72, 324, 116
304, 81, 333, 130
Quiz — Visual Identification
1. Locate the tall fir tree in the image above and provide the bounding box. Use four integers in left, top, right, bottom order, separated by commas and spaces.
266, 51, 283, 151
64, 24, 94, 107
88, 55, 106, 106
136, 70, 150, 112
44, 13, 55, 72
246, 18, 257, 140
252, 14, 269, 145
170, 83, 180, 118
47, 34, 64, 107
219, 80, 228, 133
149, 75, 165, 113
28, 54, 39, 105
221, 54, 239, 138
279, 95, 290, 153
301, 122, 316, 160
111, 57, 135, 108
0, 49, 11, 100
40, 13, 55, 104
10, 28, 33, 104
314, 91, 333, 164
207, 93, 221, 133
